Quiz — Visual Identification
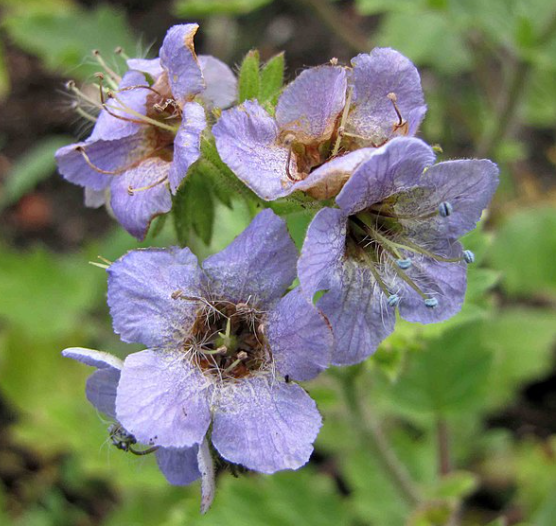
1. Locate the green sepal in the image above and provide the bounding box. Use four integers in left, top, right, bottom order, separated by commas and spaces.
259, 52, 285, 105
238, 49, 260, 103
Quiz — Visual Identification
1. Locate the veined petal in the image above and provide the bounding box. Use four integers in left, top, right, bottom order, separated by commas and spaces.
109, 157, 172, 240
155, 446, 201, 486
160, 24, 204, 103
213, 101, 293, 200
203, 209, 297, 307
317, 260, 396, 365
346, 48, 426, 145
84, 187, 107, 208
92, 70, 150, 142
169, 102, 206, 193
268, 287, 333, 381
116, 350, 212, 448
107, 247, 204, 348
198, 55, 237, 109
86, 368, 120, 419
336, 137, 436, 215
212, 377, 322, 474
294, 148, 374, 199
298, 207, 347, 301
276, 65, 347, 143
393, 241, 468, 324
127, 58, 164, 79
55, 134, 148, 191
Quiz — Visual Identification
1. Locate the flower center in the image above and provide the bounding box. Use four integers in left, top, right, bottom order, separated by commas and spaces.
181, 299, 269, 380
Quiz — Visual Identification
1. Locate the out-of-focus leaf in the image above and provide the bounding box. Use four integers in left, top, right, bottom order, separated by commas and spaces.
524, 68, 556, 127
484, 308, 556, 409
259, 52, 285, 105
488, 206, 556, 298
385, 322, 492, 416
3, 5, 135, 80
173, 0, 272, 18
0, 245, 102, 338
238, 49, 260, 103
431, 471, 479, 499
0, 136, 71, 211
0, 40, 9, 102
355, 0, 418, 15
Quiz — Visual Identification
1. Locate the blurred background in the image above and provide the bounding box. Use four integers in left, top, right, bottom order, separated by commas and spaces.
0, 0, 555, 525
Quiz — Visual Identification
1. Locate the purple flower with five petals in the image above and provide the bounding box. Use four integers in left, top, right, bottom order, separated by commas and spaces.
65, 210, 332, 477
213, 48, 426, 201
297, 137, 499, 366
56, 24, 236, 240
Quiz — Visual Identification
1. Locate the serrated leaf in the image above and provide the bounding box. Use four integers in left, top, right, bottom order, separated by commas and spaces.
238, 49, 260, 103
0, 136, 71, 211
259, 52, 285, 104
173, 0, 272, 17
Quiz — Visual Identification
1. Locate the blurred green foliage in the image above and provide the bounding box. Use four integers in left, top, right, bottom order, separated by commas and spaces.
0, 0, 555, 525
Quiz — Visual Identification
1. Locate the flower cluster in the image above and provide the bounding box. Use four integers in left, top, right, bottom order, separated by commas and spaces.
58, 22, 498, 512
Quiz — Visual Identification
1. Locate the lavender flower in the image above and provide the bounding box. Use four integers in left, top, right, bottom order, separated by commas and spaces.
56, 24, 236, 240
65, 210, 332, 480
297, 137, 499, 366
213, 48, 426, 201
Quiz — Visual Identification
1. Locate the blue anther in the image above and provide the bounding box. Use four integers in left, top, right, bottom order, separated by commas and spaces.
387, 294, 400, 307
424, 297, 438, 308
396, 258, 412, 269
463, 250, 475, 264
438, 201, 453, 217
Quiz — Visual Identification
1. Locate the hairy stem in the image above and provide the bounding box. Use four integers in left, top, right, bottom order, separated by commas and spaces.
286, 0, 370, 55
340, 372, 421, 507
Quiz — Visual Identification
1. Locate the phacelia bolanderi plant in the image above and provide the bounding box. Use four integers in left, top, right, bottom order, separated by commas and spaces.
63, 210, 333, 509
55, 23, 236, 240
297, 137, 499, 366
213, 48, 426, 201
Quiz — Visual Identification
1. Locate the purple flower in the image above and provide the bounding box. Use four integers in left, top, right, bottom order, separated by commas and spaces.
297, 137, 499, 366
56, 24, 237, 240
213, 48, 426, 201
65, 210, 332, 477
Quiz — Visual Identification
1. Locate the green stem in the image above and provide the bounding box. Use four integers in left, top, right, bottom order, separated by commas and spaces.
286, 0, 370, 55
339, 372, 421, 507
476, 11, 556, 158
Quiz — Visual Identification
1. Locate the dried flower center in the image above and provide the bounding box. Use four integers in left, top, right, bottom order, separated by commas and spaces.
182, 300, 269, 380
346, 192, 474, 309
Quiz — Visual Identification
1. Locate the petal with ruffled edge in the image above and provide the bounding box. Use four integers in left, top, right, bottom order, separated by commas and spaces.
392, 240, 468, 324
298, 210, 395, 365
212, 377, 321, 474
198, 55, 237, 109
293, 148, 374, 200
203, 209, 297, 307
336, 137, 436, 216
91, 71, 150, 142
155, 446, 201, 486
109, 157, 172, 240
107, 246, 205, 348
55, 133, 148, 191
62, 348, 122, 418
405, 159, 500, 241
127, 58, 164, 79
169, 102, 206, 193
298, 207, 347, 301
116, 350, 212, 448
213, 101, 293, 200
346, 48, 426, 145
160, 24, 204, 104
276, 65, 347, 144
267, 287, 333, 381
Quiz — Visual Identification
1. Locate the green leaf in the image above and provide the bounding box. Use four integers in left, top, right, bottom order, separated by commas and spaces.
0, 136, 71, 211
238, 49, 260, 103
431, 471, 479, 499
488, 206, 556, 298
3, 5, 136, 80
385, 321, 492, 416
0, 39, 9, 101
259, 52, 285, 104
173, 0, 272, 17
